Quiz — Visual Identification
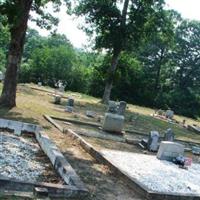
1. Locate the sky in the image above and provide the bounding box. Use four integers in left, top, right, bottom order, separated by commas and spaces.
28, 0, 200, 49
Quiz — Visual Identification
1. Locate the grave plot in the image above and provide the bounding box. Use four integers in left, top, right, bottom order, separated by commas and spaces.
45, 115, 200, 200
101, 150, 200, 196
0, 132, 60, 183
0, 118, 88, 199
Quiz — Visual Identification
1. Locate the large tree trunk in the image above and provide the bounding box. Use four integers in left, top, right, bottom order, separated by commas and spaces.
0, 0, 32, 108
102, 0, 129, 104
102, 50, 121, 104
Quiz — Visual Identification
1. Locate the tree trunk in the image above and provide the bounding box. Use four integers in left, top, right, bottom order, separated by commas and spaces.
102, 50, 121, 104
0, 0, 32, 108
154, 48, 165, 92
102, 0, 129, 104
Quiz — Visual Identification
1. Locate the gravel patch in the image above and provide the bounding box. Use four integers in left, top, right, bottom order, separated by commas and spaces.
0, 132, 50, 182
101, 149, 200, 195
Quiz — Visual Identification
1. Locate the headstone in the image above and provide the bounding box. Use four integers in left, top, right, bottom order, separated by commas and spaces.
157, 141, 184, 161
147, 131, 160, 152
164, 128, 174, 141
67, 98, 74, 107
102, 113, 124, 133
117, 101, 127, 115
38, 82, 42, 86
54, 95, 61, 104
192, 146, 200, 155
65, 106, 73, 113
165, 110, 174, 119
107, 101, 118, 113
59, 85, 65, 93
157, 109, 164, 116
86, 110, 96, 118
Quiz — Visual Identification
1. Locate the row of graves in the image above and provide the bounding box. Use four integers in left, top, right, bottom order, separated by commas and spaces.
49, 92, 200, 200
153, 109, 200, 135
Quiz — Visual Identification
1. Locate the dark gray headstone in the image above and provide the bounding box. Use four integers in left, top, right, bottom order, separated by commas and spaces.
164, 128, 175, 141
107, 101, 118, 113
65, 106, 73, 113
117, 101, 127, 115
67, 98, 74, 107
54, 95, 61, 104
147, 131, 160, 152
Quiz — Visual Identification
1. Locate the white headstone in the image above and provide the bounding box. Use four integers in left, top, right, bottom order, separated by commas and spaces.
102, 113, 124, 133
157, 141, 184, 161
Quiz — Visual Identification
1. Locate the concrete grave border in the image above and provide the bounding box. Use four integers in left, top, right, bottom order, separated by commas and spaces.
0, 118, 88, 199
45, 115, 200, 200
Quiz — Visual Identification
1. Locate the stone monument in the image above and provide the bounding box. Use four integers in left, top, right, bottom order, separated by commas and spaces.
157, 141, 184, 161
54, 95, 61, 104
102, 113, 124, 133
165, 110, 174, 119
164, 128, 175, 141
117, 101, 127, 115
147, 131, 160, 152
67, 98, 74, 107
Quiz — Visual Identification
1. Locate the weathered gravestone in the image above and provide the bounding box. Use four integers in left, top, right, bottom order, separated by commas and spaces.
65, 106, 73, 113
157, 141, 184, 161
67, 98, 74, 107
86, 110, 96, 118
164, 128, 175, 141
147, 131, 160, 152
102, 113, 124, 133
107, 101, 118, 113
38, 82, 42, 86
117, 101, 127, 115
165, 110, 174, 119
54, 95, 61, 104
59, 85, 65, 93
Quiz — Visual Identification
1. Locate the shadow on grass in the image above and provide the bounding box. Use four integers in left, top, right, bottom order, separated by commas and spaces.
0, 107, 38, 124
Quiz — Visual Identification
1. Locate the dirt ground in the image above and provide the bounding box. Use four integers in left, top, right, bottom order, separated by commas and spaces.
47, 127, 143, 200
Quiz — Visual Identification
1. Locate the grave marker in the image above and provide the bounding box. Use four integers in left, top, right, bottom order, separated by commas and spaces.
157, 141, 184, 161
147, 131, 160, 152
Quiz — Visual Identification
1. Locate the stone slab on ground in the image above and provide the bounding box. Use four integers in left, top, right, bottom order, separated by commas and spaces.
100, 149, 200, 195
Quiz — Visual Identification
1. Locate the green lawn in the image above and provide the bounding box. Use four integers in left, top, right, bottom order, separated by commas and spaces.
0, 83, 199, 143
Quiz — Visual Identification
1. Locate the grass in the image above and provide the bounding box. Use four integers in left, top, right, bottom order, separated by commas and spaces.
0, 83, 199, 143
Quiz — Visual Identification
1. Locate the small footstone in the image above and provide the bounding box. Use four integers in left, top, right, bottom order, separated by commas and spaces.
34, 187, 48, 197
86, 110, 96, 118
65, 106, 73, 113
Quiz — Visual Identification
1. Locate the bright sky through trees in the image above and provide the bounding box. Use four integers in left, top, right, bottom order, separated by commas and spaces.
28, 0, 200, 48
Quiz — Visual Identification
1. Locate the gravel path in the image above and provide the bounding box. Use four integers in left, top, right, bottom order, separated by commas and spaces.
101, 149, 200, 195
0, 132, 47, 182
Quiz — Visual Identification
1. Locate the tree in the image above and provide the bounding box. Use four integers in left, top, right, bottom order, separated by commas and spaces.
136, 10, 180, 106
73, 0, 165, 103
0, 0, 68, 107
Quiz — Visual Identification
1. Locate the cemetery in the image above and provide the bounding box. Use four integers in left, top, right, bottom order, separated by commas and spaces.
0, 84, 200, 200
1, 1, 200, 199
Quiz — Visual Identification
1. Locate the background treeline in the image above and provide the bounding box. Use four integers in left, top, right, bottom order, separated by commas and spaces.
0, 15, 200, 118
